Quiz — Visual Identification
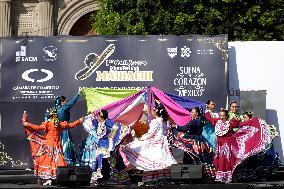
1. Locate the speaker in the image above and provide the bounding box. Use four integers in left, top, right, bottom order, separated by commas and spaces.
170, 164, 203, 180
56, 166, 91, 186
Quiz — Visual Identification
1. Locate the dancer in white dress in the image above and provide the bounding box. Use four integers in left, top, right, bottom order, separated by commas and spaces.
119, 103, 177, 171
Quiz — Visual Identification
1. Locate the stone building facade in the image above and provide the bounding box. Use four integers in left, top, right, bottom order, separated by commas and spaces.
0, 0, 99, 37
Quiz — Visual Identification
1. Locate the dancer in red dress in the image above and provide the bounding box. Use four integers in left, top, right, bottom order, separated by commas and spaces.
234, 112, 280, 181
214, 109, 275, 183
21, 109, 83, 185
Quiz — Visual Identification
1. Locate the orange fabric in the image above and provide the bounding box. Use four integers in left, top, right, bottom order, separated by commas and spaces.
23, 119, 82, 179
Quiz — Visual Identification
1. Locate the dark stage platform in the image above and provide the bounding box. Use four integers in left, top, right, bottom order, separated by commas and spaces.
0, 167, 284, 189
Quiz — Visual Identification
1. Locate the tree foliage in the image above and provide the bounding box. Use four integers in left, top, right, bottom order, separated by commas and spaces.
91, 0, 284, 40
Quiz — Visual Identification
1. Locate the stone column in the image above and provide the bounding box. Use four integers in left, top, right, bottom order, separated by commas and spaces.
38, 0, 53, 36
0, 0, 12, 37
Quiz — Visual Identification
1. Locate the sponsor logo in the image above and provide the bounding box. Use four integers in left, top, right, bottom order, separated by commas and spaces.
22, 69, 53, 83
43, 46, 58, 62
181, 46, 192, 59
167, 47, 177, 58
16, 46, 38, 62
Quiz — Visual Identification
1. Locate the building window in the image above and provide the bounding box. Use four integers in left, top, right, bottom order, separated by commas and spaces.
18, 10, 34, 29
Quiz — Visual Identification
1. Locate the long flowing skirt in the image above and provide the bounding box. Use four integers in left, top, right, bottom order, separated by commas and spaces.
170, 129, 216, 178
61, 129, 78, 165
78, 134, 98, 170
234, 143, 280, 181
202, 122, 217, 148
119, 136, 177, 171
109, 133, 133, 183
79, 119, 123, 172
214, 117, 275, 183
110, 132, 174, 183
26, 129, 66, 179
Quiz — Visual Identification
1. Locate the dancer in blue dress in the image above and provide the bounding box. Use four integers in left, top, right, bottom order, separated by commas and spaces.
79, 109, 122, 184
203, 100, 218, 148
53, 93, 80, 165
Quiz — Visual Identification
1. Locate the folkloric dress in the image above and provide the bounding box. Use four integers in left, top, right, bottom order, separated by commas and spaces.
170, 118, 216, 178
119, 117, 177, 172
234, 118, 280, 181
214, 117, 275, 183
203, 109, 219, 148
204, 110, 219, 126
55, 94, 80, 165
23, 118, 82, 179
228, 111, 243, 133
79, 114, 122, 178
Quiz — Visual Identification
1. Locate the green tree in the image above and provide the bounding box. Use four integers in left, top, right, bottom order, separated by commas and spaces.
91, 0, 284, 40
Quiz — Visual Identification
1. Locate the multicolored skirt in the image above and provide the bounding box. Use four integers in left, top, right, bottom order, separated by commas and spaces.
233, 143, 281, 181
169, 129, 216, 179
78, 134, 98, 170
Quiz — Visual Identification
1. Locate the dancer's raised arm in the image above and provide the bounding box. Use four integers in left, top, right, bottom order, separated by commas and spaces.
60, 117, 83, 129
22, 111, 47, 131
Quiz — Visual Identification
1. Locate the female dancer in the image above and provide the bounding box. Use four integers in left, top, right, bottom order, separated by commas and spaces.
22, 109, 83, 185
214, 109, 274, 183
54, 94, 80, 165
118, 103, 177, 182
171, 106, 216, 180
79, 109, 121, 184
203, 100, 219, 147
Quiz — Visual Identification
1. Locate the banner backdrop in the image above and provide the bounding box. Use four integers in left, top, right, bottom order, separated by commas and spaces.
0, 35, 228, 169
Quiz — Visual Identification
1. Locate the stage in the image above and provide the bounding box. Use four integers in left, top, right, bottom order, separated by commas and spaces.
1, 181, 284, 189
0, 167, 284, 189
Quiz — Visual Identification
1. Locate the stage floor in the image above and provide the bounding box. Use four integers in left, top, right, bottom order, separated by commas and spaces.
1, 168, 284, 188
1, 181, 284, 189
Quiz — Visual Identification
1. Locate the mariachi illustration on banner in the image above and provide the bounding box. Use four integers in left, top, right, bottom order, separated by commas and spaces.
0, 35, 228, 105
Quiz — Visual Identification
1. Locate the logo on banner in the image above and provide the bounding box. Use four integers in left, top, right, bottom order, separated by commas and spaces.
75, 44, 116, 80
16, 46, 38, 62
167, 46, 192, 59
12, 68, 57, 100
174, 67, 206, 97
167, 47, 177, 58
22, 69, 53, 83
75, 44, 153, 82
43, 46, 58, 62
181, 46, 192, 59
